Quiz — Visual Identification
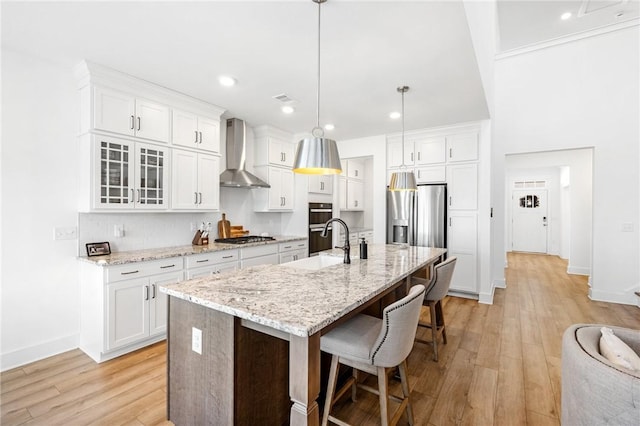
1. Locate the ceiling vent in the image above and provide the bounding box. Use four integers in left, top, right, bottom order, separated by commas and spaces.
272, 93, 295, 103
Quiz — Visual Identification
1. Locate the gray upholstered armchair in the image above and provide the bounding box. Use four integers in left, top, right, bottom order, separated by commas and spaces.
562, 324, 640, 425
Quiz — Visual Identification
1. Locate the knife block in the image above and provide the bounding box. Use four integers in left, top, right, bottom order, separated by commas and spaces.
192, 230, 209, 246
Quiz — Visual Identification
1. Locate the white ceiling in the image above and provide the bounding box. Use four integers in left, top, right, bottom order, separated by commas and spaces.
2, 1, 638, 141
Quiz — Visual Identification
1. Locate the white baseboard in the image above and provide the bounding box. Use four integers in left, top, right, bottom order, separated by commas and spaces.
589, 288, 638, 306
494, 278, 506, 289
1, 334, 79, 372
567, 265, 591, 276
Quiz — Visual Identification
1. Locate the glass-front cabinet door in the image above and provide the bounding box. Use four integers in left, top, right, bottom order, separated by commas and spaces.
94, 136, 168, 209
135, 143, 168, 209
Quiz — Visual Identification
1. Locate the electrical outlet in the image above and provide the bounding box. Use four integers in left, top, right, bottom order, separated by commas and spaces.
54, 227, 77, 240
190, 222, 198, 232
114, 224, 125, 238
192, 327, 202, 354
621, 223, 634, 232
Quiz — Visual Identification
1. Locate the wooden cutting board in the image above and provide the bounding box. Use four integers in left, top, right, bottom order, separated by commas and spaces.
217, 213, 231, 239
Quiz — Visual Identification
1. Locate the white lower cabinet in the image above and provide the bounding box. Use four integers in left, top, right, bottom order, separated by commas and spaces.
447, 211, 478, 294
80, 257, 183, 363
279, 240, 309, 263
240, 245, 279, 268
107, 270, 181, 350
185, 250, 239, 279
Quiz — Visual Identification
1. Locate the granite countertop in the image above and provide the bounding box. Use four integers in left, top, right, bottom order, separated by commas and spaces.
160, 244, 446, 337
78, 235, 307, 266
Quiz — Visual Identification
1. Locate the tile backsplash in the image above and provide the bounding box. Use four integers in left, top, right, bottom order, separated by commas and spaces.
78, 212, 216, 254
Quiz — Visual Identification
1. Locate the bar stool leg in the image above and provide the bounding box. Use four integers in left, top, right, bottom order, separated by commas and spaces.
398, 360, 414, 425
377, 366, 390, 426
430, 301, 439, 361
322, 355, 339, 426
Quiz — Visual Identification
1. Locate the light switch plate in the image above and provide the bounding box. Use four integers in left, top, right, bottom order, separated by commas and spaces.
192, 327, 202, 355
622, 223, 634, 232
54, 227, 77, 240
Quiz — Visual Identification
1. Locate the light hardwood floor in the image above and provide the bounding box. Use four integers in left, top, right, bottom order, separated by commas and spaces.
2, 253, 639, 425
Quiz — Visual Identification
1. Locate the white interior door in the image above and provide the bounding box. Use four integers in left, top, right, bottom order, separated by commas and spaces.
512, 189, 548, 253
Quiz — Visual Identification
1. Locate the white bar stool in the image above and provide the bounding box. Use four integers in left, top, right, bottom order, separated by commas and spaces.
320, 284, 426, 426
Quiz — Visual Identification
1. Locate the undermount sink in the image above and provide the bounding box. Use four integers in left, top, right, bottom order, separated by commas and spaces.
283, 254, 350, 270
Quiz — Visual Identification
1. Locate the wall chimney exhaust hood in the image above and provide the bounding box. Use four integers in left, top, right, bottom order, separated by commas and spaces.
220, 118, 270, 188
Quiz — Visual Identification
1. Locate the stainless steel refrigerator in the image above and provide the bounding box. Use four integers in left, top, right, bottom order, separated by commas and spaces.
386, 184, 447, 248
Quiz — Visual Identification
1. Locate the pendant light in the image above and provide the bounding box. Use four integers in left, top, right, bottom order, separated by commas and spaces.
293, 0, 342, 175
389, 86, 417, 191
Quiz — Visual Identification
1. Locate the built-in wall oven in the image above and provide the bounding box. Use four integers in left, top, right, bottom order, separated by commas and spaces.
309, 202, 333, 256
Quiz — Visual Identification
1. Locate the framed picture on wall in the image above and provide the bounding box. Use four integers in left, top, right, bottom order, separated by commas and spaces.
86, 242, 111, 257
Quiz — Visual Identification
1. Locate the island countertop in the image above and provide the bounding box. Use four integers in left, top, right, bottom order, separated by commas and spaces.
160, 244, 446, 337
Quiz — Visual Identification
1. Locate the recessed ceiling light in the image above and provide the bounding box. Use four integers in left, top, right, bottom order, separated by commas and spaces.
390, 112, 401, 119
282, 106, 295, 114
324, 124, 335, 131
218, 75, 237, 87
561, 12, 572, 20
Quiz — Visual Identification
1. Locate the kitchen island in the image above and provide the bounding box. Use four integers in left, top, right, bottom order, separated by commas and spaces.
160, 244, 446, 425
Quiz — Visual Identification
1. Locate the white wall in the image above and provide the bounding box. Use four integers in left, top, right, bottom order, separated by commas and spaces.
493, 27, 640, 304
1, 50, 81, 369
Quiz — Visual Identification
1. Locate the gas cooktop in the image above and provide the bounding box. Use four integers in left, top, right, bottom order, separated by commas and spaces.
214, 236, 276, 244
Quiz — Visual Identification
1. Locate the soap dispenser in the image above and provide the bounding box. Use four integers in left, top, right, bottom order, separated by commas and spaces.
359, 237, 368, 259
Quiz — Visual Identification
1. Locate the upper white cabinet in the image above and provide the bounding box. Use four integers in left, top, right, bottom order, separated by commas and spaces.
340, 178, 364, 211
171, 149, 220, 210
252, 126, 295, 212
252, 166, 294, 211
414, 137, 446, 165
93, 86, 170, 143
77, 61, 225, 212
254, 135, 295, 168
446, 132, 478, 162
387, 136, 446, 168
172, 109, 220, 153
308, 175, 333, 195
80, 134, 169, 211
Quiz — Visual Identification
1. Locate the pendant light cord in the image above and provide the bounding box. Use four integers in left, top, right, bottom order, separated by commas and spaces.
313, 0, 324, 137
398, 86, 409, 169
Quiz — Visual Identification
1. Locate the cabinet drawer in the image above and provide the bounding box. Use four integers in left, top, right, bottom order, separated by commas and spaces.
106, 258, 183, 282
185, 250, 239, 269
279, 240, 308, 253
240, 244, 278, 259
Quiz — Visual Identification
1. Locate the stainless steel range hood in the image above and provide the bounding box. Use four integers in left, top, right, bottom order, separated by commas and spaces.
220, 118, 270, 188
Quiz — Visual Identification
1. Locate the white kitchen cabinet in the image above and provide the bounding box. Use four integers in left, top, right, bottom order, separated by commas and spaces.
278, 240, 309, 263
447, 211, 478, 294
81, 135, 169, 211
345, 158, 364, 180
447, 163, 477, 210
171, 149, 220, 210
386, 138, 414, 168
93, 86, 170, 143
80, 257, 184, 362
308, 174, 334, 195
254, 136, 295, 168
252, 166, 294, 211
415, 165, 446, 184
414, 137, 446, 165
107, 269, 181, 351
172, 109, 220, 153
346, 180, 364, 211
446, 132, 478, 162
240, 245, 279, 268
185, 250, 239, 279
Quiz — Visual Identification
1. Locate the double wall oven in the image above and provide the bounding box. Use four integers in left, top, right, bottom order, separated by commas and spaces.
308, 202, 333, 256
